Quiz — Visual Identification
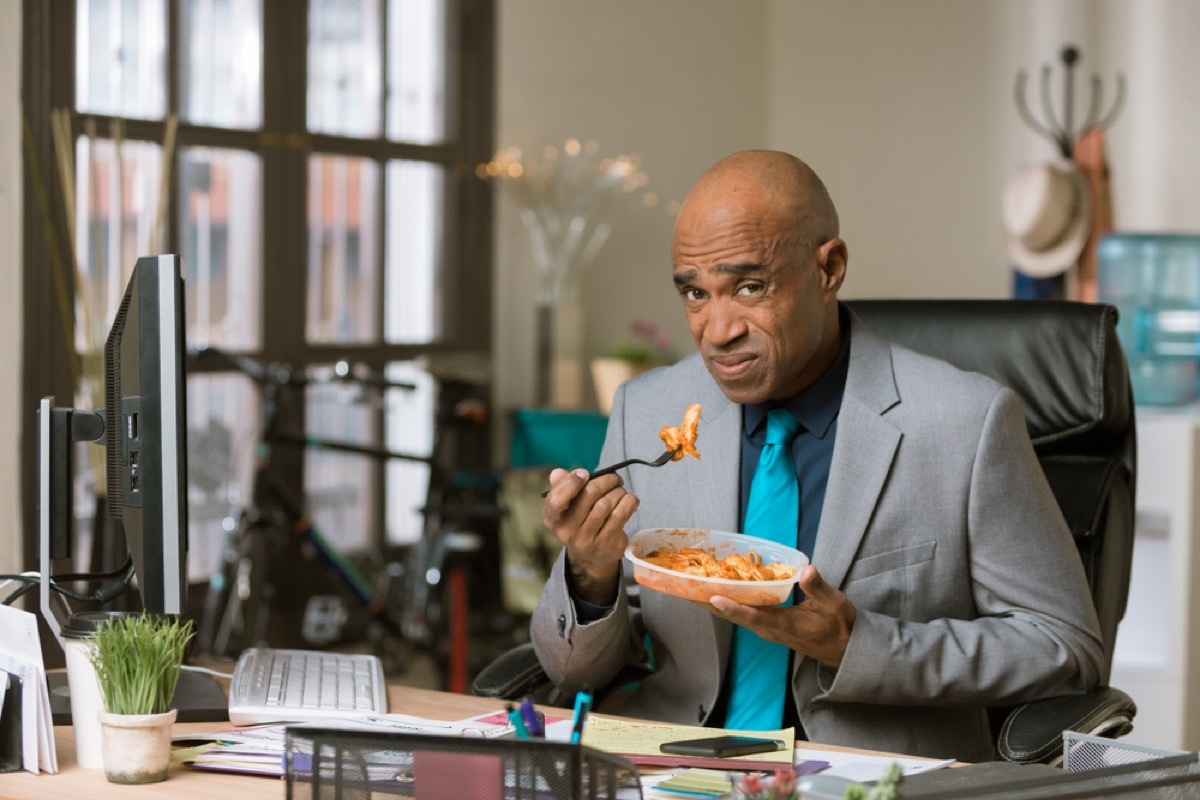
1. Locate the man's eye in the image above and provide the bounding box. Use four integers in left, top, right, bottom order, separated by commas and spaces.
681, 288, 706, 302
736, 282, 764, 296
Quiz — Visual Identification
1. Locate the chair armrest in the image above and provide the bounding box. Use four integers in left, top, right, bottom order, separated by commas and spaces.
997, 687, 1138, 765
470, 642, 553, 701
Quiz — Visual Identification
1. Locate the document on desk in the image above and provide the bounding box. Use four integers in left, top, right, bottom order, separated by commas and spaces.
174, 711, 522, 777
794, 745, 954, 782
567, 715, 810, 773
0, 604, 57, 774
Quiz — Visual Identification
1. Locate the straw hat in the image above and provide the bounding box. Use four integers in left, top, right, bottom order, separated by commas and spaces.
1001, 159, 1091, 278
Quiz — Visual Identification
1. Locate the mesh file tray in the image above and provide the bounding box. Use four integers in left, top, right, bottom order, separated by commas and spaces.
286, 727, 643, 800
897, 733, 1199, 799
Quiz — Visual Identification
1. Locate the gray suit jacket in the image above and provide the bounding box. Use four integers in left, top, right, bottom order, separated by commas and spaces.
530, 309, 1104, 762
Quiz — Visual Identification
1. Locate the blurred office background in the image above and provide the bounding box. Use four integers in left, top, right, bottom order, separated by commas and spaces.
3, 0, 1200, 753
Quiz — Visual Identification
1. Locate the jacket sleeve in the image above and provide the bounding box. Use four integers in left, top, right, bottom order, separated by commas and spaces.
817, 387, 1105, 707
529, 383, 648, 696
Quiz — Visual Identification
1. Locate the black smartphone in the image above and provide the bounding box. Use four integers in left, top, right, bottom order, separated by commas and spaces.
659, 735, 785, 758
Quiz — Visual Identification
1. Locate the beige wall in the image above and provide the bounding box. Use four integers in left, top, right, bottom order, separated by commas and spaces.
493, 0, 1200, 416
767, 0, 1015, 299
493, 0, 769, 416
1, 0, 21, 576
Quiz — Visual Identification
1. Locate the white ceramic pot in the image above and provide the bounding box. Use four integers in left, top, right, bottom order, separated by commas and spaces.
590, 358, 663, 415
98, 708, 177, 784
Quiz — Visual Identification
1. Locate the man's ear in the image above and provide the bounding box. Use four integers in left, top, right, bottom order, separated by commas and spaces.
817, 238, 848, 294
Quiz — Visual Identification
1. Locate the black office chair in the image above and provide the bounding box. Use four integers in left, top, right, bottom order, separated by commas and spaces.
474, 299, 1139, 765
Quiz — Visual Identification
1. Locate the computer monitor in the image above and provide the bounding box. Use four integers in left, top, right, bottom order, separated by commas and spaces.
104, 253, 189, 615
39, 253, 189, 636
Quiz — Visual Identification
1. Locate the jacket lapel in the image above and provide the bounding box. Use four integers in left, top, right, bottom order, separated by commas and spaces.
687, 380, 742, 532
812, 312, 902, 590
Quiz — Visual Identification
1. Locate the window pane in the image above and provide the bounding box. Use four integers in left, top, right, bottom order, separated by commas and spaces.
305, 369, 379, 553
180, 0, 263, 128
76, 0, 167, 119
187, 373, 259, 580
384, 362, 434, 545
307, 155, 380, 344
180, 146, 263, 349
386, 0, 449, 144
308, 0, 382, 136
384, 160, 445, 344
73, 136, 164, 361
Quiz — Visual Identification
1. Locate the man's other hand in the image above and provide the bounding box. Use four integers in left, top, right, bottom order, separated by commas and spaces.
707, 565, 857, 668
542, 467, 639, 606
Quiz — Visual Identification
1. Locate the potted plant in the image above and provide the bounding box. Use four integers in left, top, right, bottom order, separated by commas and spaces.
87, 614, 194, 783
590, 318, 676, 414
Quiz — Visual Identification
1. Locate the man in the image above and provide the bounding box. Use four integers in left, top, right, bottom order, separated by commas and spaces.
531, 150, 1103, 762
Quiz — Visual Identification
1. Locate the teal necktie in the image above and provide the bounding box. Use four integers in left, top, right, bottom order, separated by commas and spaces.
725, 408, 801, 730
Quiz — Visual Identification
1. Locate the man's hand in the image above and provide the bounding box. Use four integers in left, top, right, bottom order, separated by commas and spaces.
542, 467, 639, 606
707, 565, 857, 668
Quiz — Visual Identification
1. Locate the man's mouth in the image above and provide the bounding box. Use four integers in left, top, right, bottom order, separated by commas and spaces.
708, 353, 756, 379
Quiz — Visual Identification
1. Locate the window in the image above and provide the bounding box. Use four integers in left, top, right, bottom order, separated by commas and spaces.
21, 0, 494, 593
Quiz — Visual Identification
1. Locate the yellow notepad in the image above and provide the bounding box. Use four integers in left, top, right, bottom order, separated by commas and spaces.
580, 716, 794, 766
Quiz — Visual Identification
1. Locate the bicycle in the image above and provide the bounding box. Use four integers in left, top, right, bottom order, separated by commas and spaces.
189, 346, 503, 690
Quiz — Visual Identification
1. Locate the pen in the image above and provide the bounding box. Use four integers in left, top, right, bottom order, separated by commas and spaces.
519, 698, 542, 737
569, 687, 593, 744
506, 702, 530, 740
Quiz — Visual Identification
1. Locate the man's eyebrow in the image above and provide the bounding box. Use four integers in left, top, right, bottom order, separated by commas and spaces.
673, 262, 766, 287
673, 269, 698, 287
715, 262, 767, 277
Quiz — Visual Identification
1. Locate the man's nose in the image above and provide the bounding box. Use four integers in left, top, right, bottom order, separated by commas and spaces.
703, 299, 747, 347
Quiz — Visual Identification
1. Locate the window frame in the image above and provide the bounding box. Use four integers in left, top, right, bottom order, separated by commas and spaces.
19, 0, 495, 598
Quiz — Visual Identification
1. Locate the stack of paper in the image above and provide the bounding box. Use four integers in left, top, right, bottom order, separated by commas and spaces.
174, 710, 523, 777
0, 604, 58, 773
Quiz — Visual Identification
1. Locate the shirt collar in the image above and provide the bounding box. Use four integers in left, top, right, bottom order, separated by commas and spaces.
743, 309, 851, 440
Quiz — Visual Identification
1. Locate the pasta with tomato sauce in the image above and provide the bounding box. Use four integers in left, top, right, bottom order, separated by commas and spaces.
642, 546, 796, 581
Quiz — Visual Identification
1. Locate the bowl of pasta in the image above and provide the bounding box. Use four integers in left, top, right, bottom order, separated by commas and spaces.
625, 527, 807, 606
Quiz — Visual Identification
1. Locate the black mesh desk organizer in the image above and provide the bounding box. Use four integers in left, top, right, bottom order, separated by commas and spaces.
285, 727, 643, 800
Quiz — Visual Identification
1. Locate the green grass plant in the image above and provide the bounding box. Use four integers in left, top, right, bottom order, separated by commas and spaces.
88, 615, 195, 715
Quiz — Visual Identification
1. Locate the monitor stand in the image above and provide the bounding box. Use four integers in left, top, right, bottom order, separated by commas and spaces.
47, 668, 230, 725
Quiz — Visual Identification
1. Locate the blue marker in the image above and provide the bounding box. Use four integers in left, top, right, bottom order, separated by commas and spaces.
569, 688, 593, 744
506, 702, 530, 740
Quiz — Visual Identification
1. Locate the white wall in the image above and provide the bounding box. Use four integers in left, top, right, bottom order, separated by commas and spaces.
0, 0, 22, 576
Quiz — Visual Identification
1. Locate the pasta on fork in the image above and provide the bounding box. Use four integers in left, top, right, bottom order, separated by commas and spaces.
660, 403, 702, 461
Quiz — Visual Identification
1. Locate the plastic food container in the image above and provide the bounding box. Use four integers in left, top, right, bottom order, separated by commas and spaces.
625, 527, 807, 606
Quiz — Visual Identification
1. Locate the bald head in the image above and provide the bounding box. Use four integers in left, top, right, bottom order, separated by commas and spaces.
670, 150, 848, 404
676, 150, 839, 251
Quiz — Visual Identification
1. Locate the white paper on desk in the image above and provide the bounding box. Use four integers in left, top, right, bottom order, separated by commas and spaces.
175, 711, 516, 750
794, 746, 952, 781
0, 604, 58, 774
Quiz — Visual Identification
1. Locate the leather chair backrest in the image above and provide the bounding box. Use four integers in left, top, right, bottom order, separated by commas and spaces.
847, 299, 1136, 681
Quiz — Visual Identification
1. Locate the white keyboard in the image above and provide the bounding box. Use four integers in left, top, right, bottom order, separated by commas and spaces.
228, 647, 388, 726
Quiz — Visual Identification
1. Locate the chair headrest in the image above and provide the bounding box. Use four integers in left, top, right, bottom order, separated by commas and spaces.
846, 300, 1132, 455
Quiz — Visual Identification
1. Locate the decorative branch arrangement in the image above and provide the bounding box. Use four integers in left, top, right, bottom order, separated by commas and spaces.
479, 138, 652, 306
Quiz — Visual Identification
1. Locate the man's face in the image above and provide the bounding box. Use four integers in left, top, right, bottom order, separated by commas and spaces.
671, 197, 841, 405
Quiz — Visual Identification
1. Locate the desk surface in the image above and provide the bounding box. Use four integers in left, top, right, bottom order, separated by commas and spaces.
0, 683, 899, 799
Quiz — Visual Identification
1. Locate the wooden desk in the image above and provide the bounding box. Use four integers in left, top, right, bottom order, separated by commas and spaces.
0, 684, 904, 799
